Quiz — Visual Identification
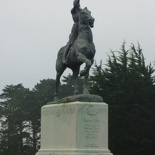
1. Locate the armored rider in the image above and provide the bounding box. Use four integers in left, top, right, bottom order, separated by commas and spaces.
63, 0, 82, 64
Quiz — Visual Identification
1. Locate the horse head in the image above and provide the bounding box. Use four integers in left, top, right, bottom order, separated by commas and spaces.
79, 7, 95, 28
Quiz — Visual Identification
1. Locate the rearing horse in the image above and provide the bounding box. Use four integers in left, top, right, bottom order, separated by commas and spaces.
54, 7, 95, 101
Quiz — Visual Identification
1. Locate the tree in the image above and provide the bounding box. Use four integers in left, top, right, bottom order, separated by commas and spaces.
89, 42, 155, 155
0, 84, 31, 155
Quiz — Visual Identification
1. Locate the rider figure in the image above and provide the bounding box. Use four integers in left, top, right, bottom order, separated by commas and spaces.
63, 0, 82, 64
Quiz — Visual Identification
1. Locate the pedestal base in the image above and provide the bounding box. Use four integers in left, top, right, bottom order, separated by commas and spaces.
36, 149, 112, 155
36, 102, 113, 155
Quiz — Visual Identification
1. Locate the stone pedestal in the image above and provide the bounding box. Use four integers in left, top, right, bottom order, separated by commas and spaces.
36, 102, 113, 155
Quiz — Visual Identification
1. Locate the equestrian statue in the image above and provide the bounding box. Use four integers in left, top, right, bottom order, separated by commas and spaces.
54, 0, 96, 101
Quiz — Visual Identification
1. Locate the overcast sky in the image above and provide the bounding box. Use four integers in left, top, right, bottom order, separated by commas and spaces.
0, 0, 155, 93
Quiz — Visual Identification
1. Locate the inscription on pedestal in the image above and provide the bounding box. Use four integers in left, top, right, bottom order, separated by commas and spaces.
84, 118, 101, 148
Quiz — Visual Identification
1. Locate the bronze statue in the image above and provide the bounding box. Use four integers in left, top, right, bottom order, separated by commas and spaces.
54, 1, 95, 101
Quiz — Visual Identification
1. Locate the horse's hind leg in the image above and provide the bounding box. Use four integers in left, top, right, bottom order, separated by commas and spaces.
54, 66, 66, 101
83, 70, 90, 94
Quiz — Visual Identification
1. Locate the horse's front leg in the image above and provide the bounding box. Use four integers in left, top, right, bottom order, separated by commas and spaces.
83, 59, 94, 94
83, 70, 90, 94
76, 52, 92, 76
72, 67, 80, 95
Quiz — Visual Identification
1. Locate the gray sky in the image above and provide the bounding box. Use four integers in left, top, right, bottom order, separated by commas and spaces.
0, 0, 155, 93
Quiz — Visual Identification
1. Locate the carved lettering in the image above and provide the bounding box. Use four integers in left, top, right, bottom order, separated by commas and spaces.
84, 118, 101, 148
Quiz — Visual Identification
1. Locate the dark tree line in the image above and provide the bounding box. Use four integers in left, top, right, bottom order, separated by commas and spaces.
89, 43, 155, 155
0, 43, 155, 155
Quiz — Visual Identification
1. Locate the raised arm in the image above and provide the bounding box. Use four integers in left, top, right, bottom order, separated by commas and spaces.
73, 0, 80, 7
71, 0, 81, 14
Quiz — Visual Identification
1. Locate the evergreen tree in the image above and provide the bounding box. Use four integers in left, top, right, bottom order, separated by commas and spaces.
90, 42, 155, 105
89, 42, 155, 155
0, 84, 31, 155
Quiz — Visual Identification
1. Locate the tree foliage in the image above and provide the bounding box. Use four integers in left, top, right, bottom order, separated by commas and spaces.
89, 43, 155, 155
90, 43, 155, 105
0, 84, 31, 155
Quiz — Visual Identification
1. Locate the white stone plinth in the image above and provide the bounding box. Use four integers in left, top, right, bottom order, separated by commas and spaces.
36, 102, 113, 155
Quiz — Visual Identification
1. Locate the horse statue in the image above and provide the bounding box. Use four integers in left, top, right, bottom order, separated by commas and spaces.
54, 7, 95, 101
